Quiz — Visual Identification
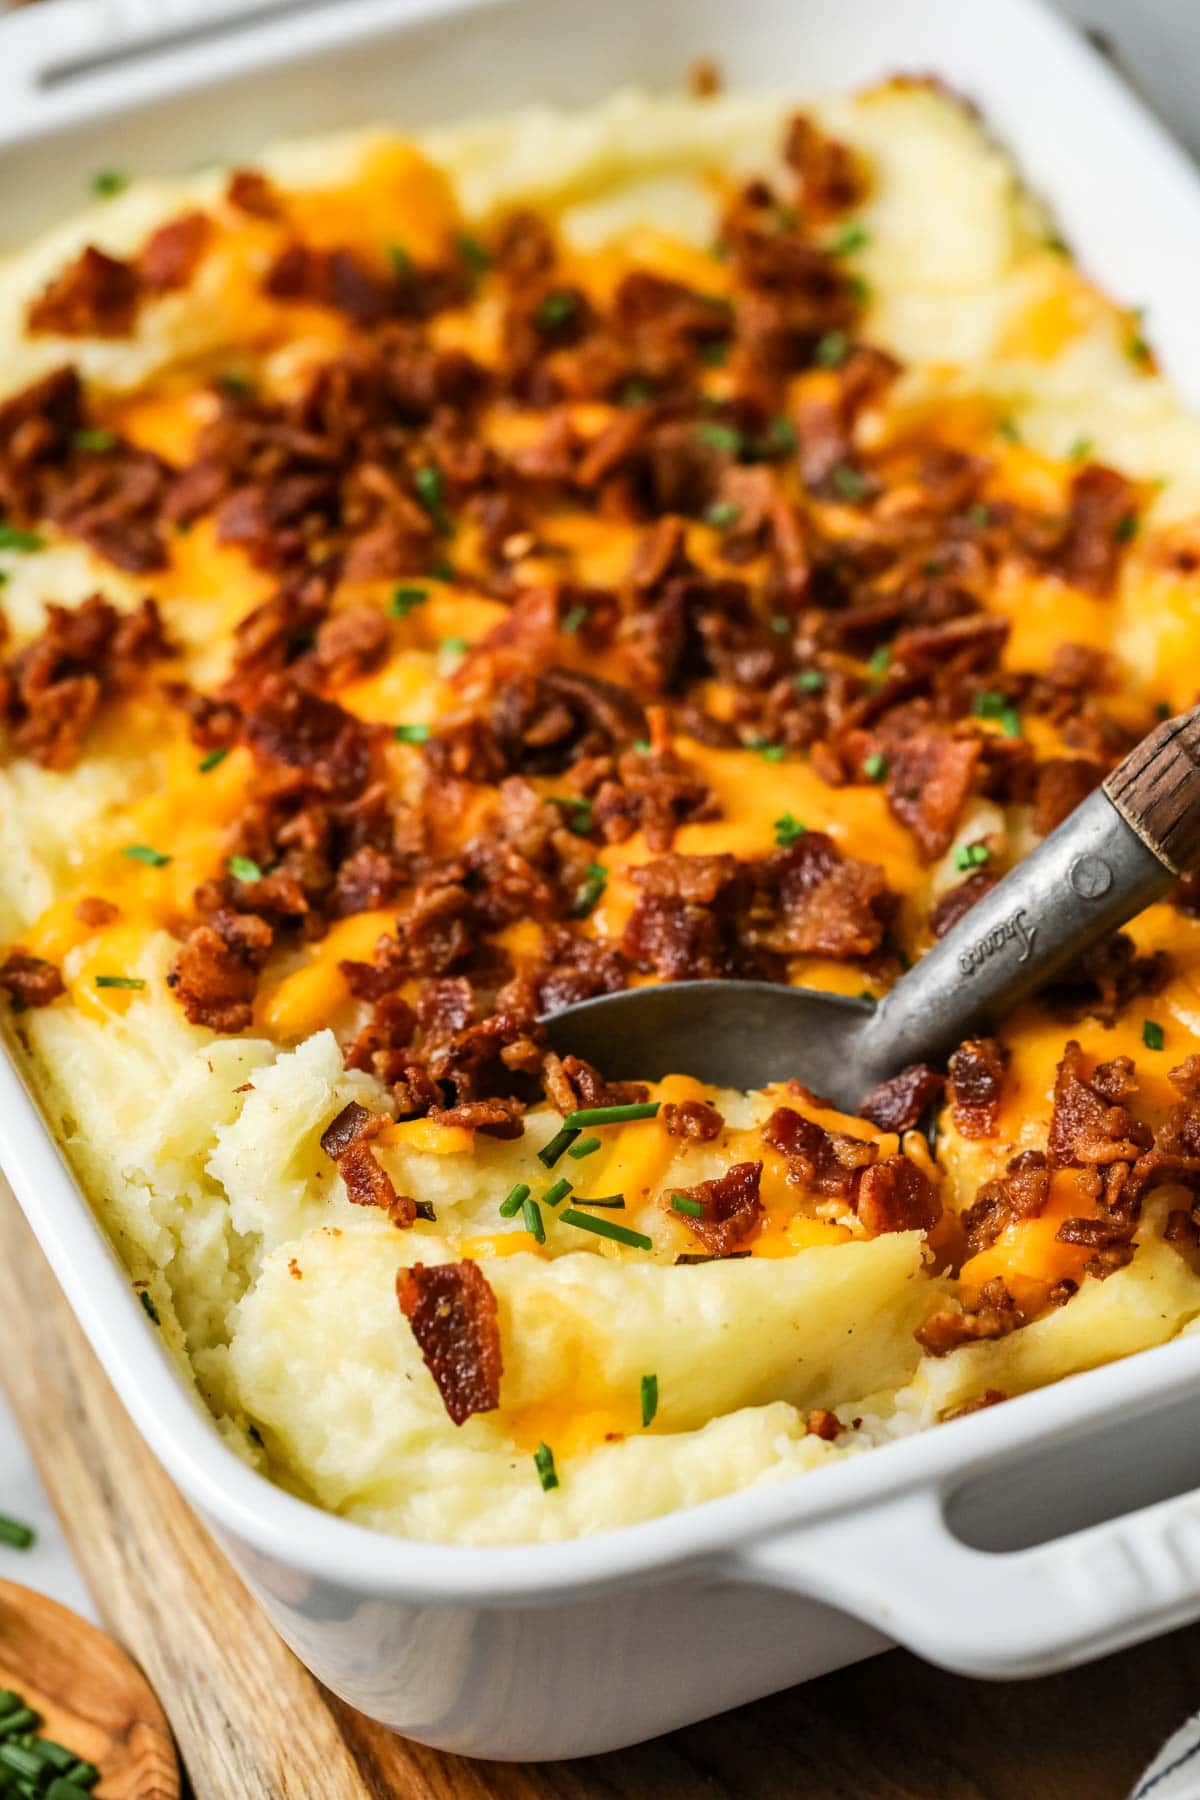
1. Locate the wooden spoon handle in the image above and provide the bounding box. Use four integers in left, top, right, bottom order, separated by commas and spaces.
1104, 701, 1200, 875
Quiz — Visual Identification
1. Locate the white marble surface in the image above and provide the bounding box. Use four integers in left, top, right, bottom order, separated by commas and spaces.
0, 0, 1198, 1631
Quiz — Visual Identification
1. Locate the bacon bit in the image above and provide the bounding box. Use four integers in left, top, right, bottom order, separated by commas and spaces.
687, 56, 722, 98
140, 211, 212, 292
288, 1258, 303, 1280
396, 1261, 503, 1425
319, 1100, 379, 1159
1032, 756, 1103, 836
339, 1140, 414, 1224
27, 246, 141, 337
941, 1389, 1008, 1422
1046, 464, 1137, 595
762, 1106, 876, 1200
74, 895, 119, 929
960, 1157, 1050, 1254
666, 1160, 764, 1256
243, 677, 375, 800
661, 1098, 725, 1141
886, 730, 981, 861
557, 1054, 648, 1112
170, 909, 273, 1034
930, 869, 999, 938
0, 950, 65, 1009
947, 1037, 1009, 1139
857, 1063, 944, 1133
783, 113, 868, 216
226, 168, 282, 218
1047, 1039, 1152, 1167
3, 595, 173, 769
1039, 929, 1170, 1028
805, 1408, 843, 1441
915, 1279, 1023, 1356
754, 832, 895, 960
856, 1154, 942, 1236
426, 1098, 526, 1139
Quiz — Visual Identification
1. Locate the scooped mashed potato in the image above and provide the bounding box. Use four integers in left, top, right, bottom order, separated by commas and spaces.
4, 80, 1200, 1543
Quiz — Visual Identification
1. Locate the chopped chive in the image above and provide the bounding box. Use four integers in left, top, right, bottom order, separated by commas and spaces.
561, 603, 589, 634
0, 1515, 34, 1551
765, 415, 797, 456
815, 329, 848, 368
967, 502, 993, 528
122, 843, 171, 868
862, 751, 888, 783
671, 1193, 705, 1218
795, 668, 827, 694
560, 1208, 652, 1250
847, 273, 871, 305
972, 689, 1022, 738
138, 1289, 160, 1325
457, 232, 491, 274
564, 1101, 660, 1128
1067, 435, 1094, 462
216, 371, 255, 400
72, 427, 118, 453
753, 740, 786, 764
550, 795, 593, 835
386, 242, 413, 277
1128, 330, 1152, 366
769, 614, 791, 635
428, 554, 454, 581
632, 737, 651, 753
572, 1194, 625, 1209
1143, 1019, 1165, 1051
0, 1744, 42, 1781
31, 1741, 77, 1772
620, 377, 653, 408
996, 417, 1022, 445
0, 1710, 37, 1739
829, 221, 870, 256
640, 1373, 658, 1428
1114, 511, 1139, 543
541, 1177, 573, 1208
0, 525, 44, 553
867, 644, 891, 679
705, 500, 742, 529
522, 1196, 546, 1245
198, 745, 229, 773
1045, 233, 1070, 257
954, 842, 991, 873
696, 422, 744, 457
567, 1138, 602, 1164
831, 463, 869, 501
415, 464, 444, 512
1156, 701, 1173, 720
0, 1696, 18, 1719
49, 1779, 97, 1800
227, 854, 262, 883
774, 812, 807, 848
90, 168, 128, 198
538, 1124, 580, 1169
536, 288, 578, 330
440, 635, 469, 659
394, 723, 431, 744
62, 1770, 101, 1796
569, 862, 608, 918
700, 339, 729, 367
94, 975, 145, 990
499, 1182, 531, 1219
390, 584, 428, 617
533, 1442, 559, 1491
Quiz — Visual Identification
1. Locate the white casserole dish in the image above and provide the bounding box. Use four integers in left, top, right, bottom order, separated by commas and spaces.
5, 0, 1200, 1759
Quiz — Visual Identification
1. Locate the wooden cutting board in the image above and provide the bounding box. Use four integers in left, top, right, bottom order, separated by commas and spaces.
0, 1171, 1193, 1799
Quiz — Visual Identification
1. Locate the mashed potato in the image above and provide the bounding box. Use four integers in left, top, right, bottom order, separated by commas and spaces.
3, 80, 1200, 1543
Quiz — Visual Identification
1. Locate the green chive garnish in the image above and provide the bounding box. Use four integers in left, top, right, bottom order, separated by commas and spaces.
769, 614, 791, 635
0, 1742, 43, 1780
569, 862, 608, 918
561, 603, 589, 634
0, 1708, 37, 1738
457, 233, 491, 275
387, 242, 413, 277
541, 1177, 572, 1208
705, 500, 742, 529
696, 422, 744, 457
139, 1289, 160, 1324
57, 1773, 100, 1797
972, 690, 1022, 738
428, 554, 454, 581
774, 812, 806, 848
72, 427, 118, 453
996, 417, 1022, 445
766, 416, 797, 456
551, 796, 593, 835
30, 1741, 77, 1772
867, 645, 891, 679
390, 584, 428, 617
572, 1194, 625, 1209
831, 463, 868, 501
0, 1695, 18, 1718
560, 1209, 652, 1250
522, 1196, 546, 1244
671, 1193, 705, 1217
198, 746, 229, 773
862, 752, 887, 782
499, 1182, 531, 1219
829, 221, 870, 256
568, 1136, 601, 1160
538, 1124, 580, 1169
535, 289, 577, 330
534, 1442, 559, 1491
90, 168, 128, 198
227, 855, 262, 883
0, 1515, 34, 1550
1143, 1019, 1165, 1051
0, 525, 44, 553
564, 1102, 660, 1129
414, 465, 444, 512
1114, 512, 1139, 543
815, 330, 848, 368
440, 635, 469, 659
394, 723, 431, 744
95, 975, 145, 990
122, 843, 171, 868
1067, 435, 1094, 462
795, 669, 826, 694
847, 273, 871, 305
954, 842, 991, 873
65, 1761, 100, 1789
641, 1373, 658, 1428
967, 502, 993, 528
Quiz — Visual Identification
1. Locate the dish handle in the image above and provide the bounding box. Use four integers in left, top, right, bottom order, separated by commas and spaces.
738, 1479, 1200, 1677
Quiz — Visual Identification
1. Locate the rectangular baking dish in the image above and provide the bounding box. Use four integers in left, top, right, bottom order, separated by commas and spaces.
5, 0, 1200, 1761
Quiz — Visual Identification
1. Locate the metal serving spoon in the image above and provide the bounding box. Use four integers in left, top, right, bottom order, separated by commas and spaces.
544, 705, 1200, 1107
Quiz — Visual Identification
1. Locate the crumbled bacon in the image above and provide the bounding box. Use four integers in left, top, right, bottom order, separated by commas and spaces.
915, 1279, 1023, 1356
856, 1155, 942, 1235
170, 909, 273, 1033
661, 1098, 725, 1141
930, 869, 999, 938
1032, 756, 1103, 836
0, 950, 64, 1009
805, 1407, 843, 1441
857, 1063, 944, 1133
1044, 464, 1137, 595
960, 1155, 1051, 1254
1047, 1040, 1152, 1167
27, 246, 141, 338
666, 1160, 764, 1256
886, 730, 981, 860
947, 1038, 1009, 1139
396, 1261, 503, 1425
762, 1106, 877, 1200
140, 212, 212, 292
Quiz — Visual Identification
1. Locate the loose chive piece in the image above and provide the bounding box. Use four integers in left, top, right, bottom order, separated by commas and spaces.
867, 645, 891, 679
996, 417, 1022, 445
64, 1761, 100, 1789
1067, 435, 1094, 462
766, 415, 797, 456
414, 464, 445, 513
564, 1101, 660, 1129
541, 1177, 572, 1209
0, 1743, 42, 1780
95, 975, 145, 991
751, 739, 785, 764
122, 843, 171, 868
0, 1515, 34, 1550
0, 1708, 37, 1738
522, 1196, 546, 1245
671, 1193, 705, 1218
1143, 1019, 1165, 1051
769, 614, 791, 636
560, 1208, 652, 1250
90, 168, 128, 198
499, 1182, 531, 1219
1114, 512, 1139, 543
227, 854, 262, 883
390, 584, 428, 617
695, 422, 744, 457
560, 603, 589, 634
50, 1781, 97, 1800
394, 722, 431, 744
972, 689, 1022, 738
0, 524, 44, 552
569, 862, 608, 919
954, 842, 991, 873
705, 499, 742, 530
72, 427, 118, 453
967, 502, 993, 528
572, 1194, 625, 1209
198, 746, 229, 773
139, 1289, 160, 1325
0, 1695, 18, 1718
831, 463, 868, 501
641, 1373, 659, 1428
862, 751, 888, 783
535, 289, 578, 330
567, 1136, 601, 1161
795, 668, 827, 694
457, 233, 491, 275
33, 1741, 79, 1773
774, 812, 807, 848
551, 796, 593, 836
815, 329, 848, 368
440, 635, 469, 659
387, 242, 413, 277
829, 221, 870, 256
538, 1124, 581, 1169
533, 1442, 559, 1492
